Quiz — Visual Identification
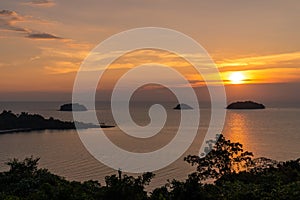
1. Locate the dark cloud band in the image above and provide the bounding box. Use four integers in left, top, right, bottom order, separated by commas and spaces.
27, 33, 62, 39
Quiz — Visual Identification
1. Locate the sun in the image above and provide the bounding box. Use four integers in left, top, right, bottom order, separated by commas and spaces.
229, 72, 246, 84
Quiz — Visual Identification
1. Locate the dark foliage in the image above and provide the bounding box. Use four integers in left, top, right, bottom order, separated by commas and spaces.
227, 101, 265, 109
0, 156, 154, 200
59, 103, 87, 112
184, 134, 254, 180
103, 171, 154, 200
0, 110, 98, 133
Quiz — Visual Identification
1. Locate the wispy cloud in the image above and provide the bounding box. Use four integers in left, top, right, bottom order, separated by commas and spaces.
217, 51, 300, 72
45, 61, 80, 74
0, 10, 28, 32
41, 42, 91, 74
0, 9, 63, 40
23, 0, 55, 7
81, 49, 214, 73
29, 56, 40, 61
216, 52, 300, 84
27, 32, 62, 39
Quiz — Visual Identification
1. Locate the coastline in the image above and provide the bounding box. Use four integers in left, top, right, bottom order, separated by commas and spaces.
0, 110, 114, 135
0, 128, 32, 134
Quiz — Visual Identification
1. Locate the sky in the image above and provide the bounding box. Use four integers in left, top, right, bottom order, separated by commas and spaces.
0, 0, 300, 104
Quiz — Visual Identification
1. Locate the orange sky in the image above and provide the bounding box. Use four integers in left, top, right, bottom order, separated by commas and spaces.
0, 0, 299, 102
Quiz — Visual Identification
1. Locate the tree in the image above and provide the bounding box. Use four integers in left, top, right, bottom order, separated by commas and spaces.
6, 156, 40, 176
0, 157, 103, 200
103, 171, 154, 200
184, 134, 254, 180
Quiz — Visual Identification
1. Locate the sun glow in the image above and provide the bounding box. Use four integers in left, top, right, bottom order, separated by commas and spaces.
229, 72, 246, 84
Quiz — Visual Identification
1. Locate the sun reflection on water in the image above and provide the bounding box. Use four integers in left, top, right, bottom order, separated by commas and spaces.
223, 111, 251, 152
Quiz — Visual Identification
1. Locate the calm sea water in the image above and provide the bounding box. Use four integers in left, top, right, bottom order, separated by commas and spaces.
0, 101, 299, 188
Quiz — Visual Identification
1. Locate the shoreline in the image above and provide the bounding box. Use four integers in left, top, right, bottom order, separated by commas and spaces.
0, 128, 33, 134
0, 110, 115, 134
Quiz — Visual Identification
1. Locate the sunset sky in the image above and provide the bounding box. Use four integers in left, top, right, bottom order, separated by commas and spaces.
1, 0, 299, 103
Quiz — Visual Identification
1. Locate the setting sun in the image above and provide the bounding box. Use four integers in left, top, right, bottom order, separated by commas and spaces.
229, 72, 246, 84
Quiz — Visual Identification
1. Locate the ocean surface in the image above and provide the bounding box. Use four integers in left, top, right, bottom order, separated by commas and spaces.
0, 101, 299, 189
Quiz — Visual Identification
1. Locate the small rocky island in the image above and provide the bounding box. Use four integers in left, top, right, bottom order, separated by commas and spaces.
173, 103, 193, 110
0, 110, 114, 134
59, 103, 87, 111
226, 101, 265, 110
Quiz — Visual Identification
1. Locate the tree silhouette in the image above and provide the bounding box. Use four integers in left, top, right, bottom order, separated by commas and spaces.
184, 134, 254, 180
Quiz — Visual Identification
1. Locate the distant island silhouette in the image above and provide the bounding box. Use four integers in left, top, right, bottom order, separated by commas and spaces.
227, 101, 265, 109
59, 103, 87, 111
174, 103, 193, 110
0, 110, 114, 134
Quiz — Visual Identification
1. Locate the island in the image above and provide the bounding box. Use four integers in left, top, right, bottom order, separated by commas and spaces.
59, 103, 87, 111
226, 101, 265, 109
0, 110, 114, 134
173, 103, 193, 110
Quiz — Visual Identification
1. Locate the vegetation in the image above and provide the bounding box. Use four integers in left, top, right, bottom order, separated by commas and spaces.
226, 101, 265, 109
0, 110, 98, 133
0, 134, 299, 199
184, 134, 254, 180
59, 103, 87, 112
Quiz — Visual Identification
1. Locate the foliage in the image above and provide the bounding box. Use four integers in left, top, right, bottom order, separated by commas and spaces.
150, 157, 300, 200
184, 134, 254, 180
0, 110, 97, 132
0, 156, 153, 200
103, 171, 154, 200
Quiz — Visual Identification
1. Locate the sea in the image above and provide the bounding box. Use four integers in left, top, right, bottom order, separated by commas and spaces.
0, 101, 299, 189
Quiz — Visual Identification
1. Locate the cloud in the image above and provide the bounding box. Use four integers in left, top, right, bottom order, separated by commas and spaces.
0, 10, 16, 16
29, 56, 41, 61
40, 42, 91, 74
24, 0, 55, 7
44, 61, 80, 74
27, 32, 62, 39
217, 51, 300, 72
0, 9, 28, 32
0, 9, 64, 40
216, 52, 300, 84
40, 42, 90, 61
